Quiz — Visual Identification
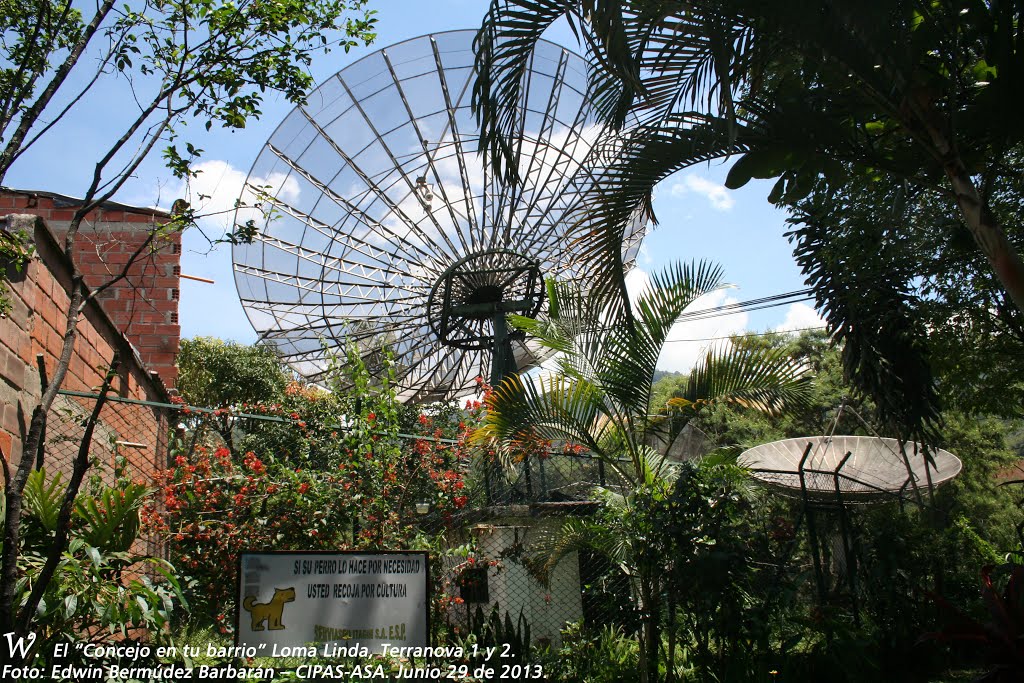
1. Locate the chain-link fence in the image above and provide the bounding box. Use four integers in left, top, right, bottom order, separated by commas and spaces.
45, 390, 632, 648
43, 390, 173, 558
457, 454, 637, 647
481, 451, 630, 506
46, 390, 169, 476
441, 504, 632, 648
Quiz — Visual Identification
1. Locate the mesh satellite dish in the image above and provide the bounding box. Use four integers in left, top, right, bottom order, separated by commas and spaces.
739, 435, 962, 504
233, 30, 646, 402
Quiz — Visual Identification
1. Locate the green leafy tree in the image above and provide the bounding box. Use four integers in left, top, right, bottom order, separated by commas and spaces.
175, 336, 292, 455
177, 337, 290, 410
473, 0, 1024, 440
683, 330, 1024, 679
0, 0, 377, 646
686, 330, 869, 447
688, 330, 1022, 550
788, 163, 1024, 419
479, 262, 811, 683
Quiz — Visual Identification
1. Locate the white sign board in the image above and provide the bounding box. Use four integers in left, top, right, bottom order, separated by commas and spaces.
236, 552, 429, 652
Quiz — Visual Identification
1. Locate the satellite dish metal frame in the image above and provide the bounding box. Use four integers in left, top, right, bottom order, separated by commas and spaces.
232, 30, 648, 402
426, 248, 545, 387
425, 247, 545, 506
751, 402, 950, 627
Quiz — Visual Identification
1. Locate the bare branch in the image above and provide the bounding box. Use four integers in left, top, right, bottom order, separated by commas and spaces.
84, 226, 162, 303
0, 0, 119, 183
16, 355, 120, 632
15, 36, 124, 163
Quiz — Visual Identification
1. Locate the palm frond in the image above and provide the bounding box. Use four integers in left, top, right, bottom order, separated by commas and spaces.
479, 372, 611, 458
473, 0, 577, 184
634, 445, 675, 487
508, 278, 616, 384
484, 260, 813, 488
529, 507, 634, 579
568, 114, 754, 316
600, 260, 725, 413
683, 342, 813, 416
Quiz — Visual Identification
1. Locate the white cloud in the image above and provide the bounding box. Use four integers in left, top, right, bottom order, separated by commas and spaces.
626, 268, 748, 372
774, 302, 825, 333
154, 159, 278, 343
657, 289, 748, 372
637, 243, 653, 265
669, 173, 735, 211
169, 159, 301, 234
624, 265, 652, 303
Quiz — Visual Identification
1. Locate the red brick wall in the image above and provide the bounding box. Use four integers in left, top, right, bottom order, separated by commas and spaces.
0, 190, 181, 386
0, 214, 168, 479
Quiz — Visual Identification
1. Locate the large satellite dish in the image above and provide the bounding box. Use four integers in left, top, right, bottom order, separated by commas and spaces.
739, 436, 962, 503
233, 30, 646, 402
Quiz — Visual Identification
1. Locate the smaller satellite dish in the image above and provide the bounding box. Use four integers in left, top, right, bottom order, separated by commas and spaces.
739, 436, 962, 503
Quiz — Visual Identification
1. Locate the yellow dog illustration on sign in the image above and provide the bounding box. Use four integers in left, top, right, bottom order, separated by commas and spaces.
243, 587, 296, 631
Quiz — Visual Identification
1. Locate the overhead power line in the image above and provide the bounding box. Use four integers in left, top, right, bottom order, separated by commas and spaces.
662, 325, 827, 344
669, 288, 816, 324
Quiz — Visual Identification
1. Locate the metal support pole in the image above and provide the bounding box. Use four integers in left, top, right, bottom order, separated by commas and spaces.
484, 464, 493, 506
538, 455, 548, 501
834, 451, 859, 626
805, 508, 828, 612
489, 309, 513, 504
798, 443, 828, 609
490, 309, 511, 388
523, 456, 534, 500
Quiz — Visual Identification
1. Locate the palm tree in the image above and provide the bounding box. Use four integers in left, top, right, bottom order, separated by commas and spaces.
478, 261, 811, 683
473, 0, 1024, 441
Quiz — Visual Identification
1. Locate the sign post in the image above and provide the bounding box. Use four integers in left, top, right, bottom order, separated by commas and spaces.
236, 551, 430, 654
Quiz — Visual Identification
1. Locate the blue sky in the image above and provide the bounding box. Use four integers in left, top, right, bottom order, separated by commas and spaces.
4, 0, 822, 372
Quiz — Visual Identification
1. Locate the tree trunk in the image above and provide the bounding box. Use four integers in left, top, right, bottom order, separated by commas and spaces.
909, 93, 1024, 314
944, 161, 1024, 313
639, 572, 661, 683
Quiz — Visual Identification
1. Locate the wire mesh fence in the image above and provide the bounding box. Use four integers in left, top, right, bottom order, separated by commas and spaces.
46, 391, 168, 476
44, 390, 629, 648
44, 390, 172, 558
441, 504, 633, 649
481, 452, 629, 506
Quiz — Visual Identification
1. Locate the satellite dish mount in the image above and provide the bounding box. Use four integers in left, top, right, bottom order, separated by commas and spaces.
427, 248, 544, 386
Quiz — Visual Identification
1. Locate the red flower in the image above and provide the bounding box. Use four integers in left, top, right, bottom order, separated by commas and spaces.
298, 482, 310, 494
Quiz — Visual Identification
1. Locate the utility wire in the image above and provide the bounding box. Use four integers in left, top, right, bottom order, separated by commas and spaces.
662, 325, 827, 344
671, 288, 815, 324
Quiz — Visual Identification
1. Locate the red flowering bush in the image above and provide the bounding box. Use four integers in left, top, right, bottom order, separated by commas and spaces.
148, 344, 475, 630
148, 445, 351, 626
